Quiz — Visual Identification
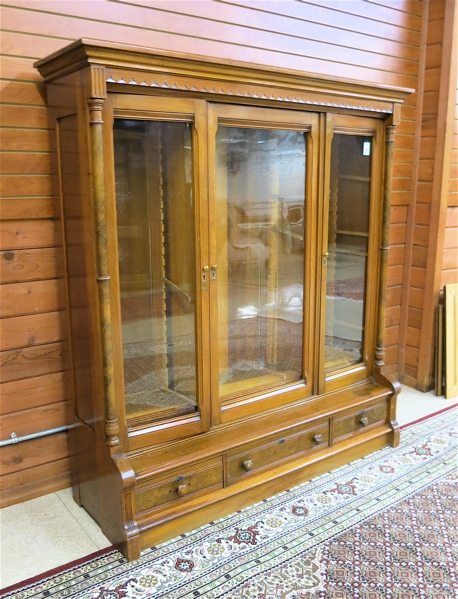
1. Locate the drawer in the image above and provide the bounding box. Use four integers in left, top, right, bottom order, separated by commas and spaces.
228, 421, 329, 484
134, 457, 223, 515
333, 402, 388, 443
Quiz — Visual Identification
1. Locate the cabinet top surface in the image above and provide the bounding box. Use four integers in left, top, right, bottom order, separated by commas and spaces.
34, 38, 414, 104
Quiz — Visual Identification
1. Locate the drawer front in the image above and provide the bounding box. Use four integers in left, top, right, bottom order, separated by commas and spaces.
333, 402, 388, 442
228, 422, 329, 484
134, 457, 223, 514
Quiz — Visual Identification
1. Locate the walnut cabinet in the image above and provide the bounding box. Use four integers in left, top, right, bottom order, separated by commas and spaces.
35, 40, 412, 560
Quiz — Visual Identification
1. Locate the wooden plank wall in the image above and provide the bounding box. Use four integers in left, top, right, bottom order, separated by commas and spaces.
401, 0, 457, 390
0, 0, 423, 506
441, 84, 458, 289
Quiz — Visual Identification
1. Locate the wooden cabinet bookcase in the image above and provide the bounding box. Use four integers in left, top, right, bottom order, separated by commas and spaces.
35, 39, 412, 560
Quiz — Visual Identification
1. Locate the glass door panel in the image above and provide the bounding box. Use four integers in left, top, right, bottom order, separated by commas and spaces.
113, 119, 197, 423
325, 133, 372, 374
215, 126, 306, 399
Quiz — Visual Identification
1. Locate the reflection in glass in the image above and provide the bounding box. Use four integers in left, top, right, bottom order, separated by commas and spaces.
216, 127, 306, 398
325, 134, 372, 373
114, 119, 197, 422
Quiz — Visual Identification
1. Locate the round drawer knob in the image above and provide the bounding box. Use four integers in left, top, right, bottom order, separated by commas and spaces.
359, 416, 369, 427
242, 460, 254, 472
313, 434, 323, 445
177, 484, 188, 497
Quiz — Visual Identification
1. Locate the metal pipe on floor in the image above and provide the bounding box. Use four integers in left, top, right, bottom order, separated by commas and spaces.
0, 425, 70, 447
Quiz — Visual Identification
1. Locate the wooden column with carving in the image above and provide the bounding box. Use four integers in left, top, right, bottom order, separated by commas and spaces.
88, 95, 120, 450
375, 118, 401, 447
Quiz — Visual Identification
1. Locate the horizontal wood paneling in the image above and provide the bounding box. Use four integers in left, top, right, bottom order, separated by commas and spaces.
0, 105, 48, 129
0, 0, 423, 505
410, 266, 426, 288
386, 305, 401, 327
224, 0, 422, 41
1, 153, 51, 175
442, 248, 458, 270
0, 2, 419, 86
0, 342, 63, 383
0, 219, 55, 250
0, 371, 65, 415
0, 458, 71, 508
0, 197, 54, 220
0, 311, 62, 351
0, 56, 43, 81
388, 245, 405, 266
0, 401, 67, 441
1, 248, 58, 283
0, 175, 52, 197
0, 129, 50, 152
409, 287, 424, 309
441, 269, 458, 286
0, 279, 59, 317
408, 306, 422, 329
387, 265, 404, 286
0, 80, 46, 106
404, 345, 419, 368
0, 31, 71, 59
444, 227, 457, 248
387, 286, 402, 308
441, 91, 457, 288
0, 432, 68, 475
385, 326, 400, 348
411, 246, 428, 268
390, 205, 408, 224
389, 223, 407, 245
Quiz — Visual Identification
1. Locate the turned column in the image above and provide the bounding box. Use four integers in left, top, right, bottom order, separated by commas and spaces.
88, 97, 120, 449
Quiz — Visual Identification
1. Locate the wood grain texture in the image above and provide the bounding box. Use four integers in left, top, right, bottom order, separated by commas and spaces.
0, 400, 67, 441
0, 458, 71, 508
400, 0, 457, 389
0, 80, 46, 106
0, 279, 59, 317
415, 0, 457, 391
1, 153, 51, 175
0, 105, 48, 129
0, 197, 54, 220
388, 245, 406, 266
0, 219, 55, 250
0, 3, 419, 87
0, 432, 68, 475
0, 311, 62, 351
0, 175, 52, 197
0, 0, 424, 507
0, 371, 65, 415
0, 342, 63, 383
0, 248, 57, 283
0, 129, 50, 152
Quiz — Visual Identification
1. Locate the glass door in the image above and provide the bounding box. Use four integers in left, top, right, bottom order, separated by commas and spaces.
209, 104, 319, 417
322, 115, 383, 390
109, 95, 210, 438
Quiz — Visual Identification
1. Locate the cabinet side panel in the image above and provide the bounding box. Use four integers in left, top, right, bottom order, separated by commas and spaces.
58, 115, 95, 428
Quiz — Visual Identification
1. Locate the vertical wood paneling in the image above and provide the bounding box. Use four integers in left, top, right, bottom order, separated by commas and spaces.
0, 0, 423, 505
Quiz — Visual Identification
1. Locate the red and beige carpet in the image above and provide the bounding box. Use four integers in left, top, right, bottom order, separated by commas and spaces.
2, 407, 457, 599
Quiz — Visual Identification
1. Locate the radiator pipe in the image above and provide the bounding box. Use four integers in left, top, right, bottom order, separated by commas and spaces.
0, 425, 69, 447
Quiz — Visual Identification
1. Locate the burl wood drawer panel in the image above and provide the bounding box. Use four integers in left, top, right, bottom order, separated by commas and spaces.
227, 421, 329, 484
134, 457, 223, 515
332, 401, 389, 443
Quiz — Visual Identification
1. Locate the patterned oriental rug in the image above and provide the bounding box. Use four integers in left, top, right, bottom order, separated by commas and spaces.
2, 407, 457, 599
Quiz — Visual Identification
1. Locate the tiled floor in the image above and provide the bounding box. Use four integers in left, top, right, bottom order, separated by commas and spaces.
1, 385, 456, 590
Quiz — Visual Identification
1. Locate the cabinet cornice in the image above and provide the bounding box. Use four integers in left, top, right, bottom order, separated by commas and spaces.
35, 38, 414, 113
